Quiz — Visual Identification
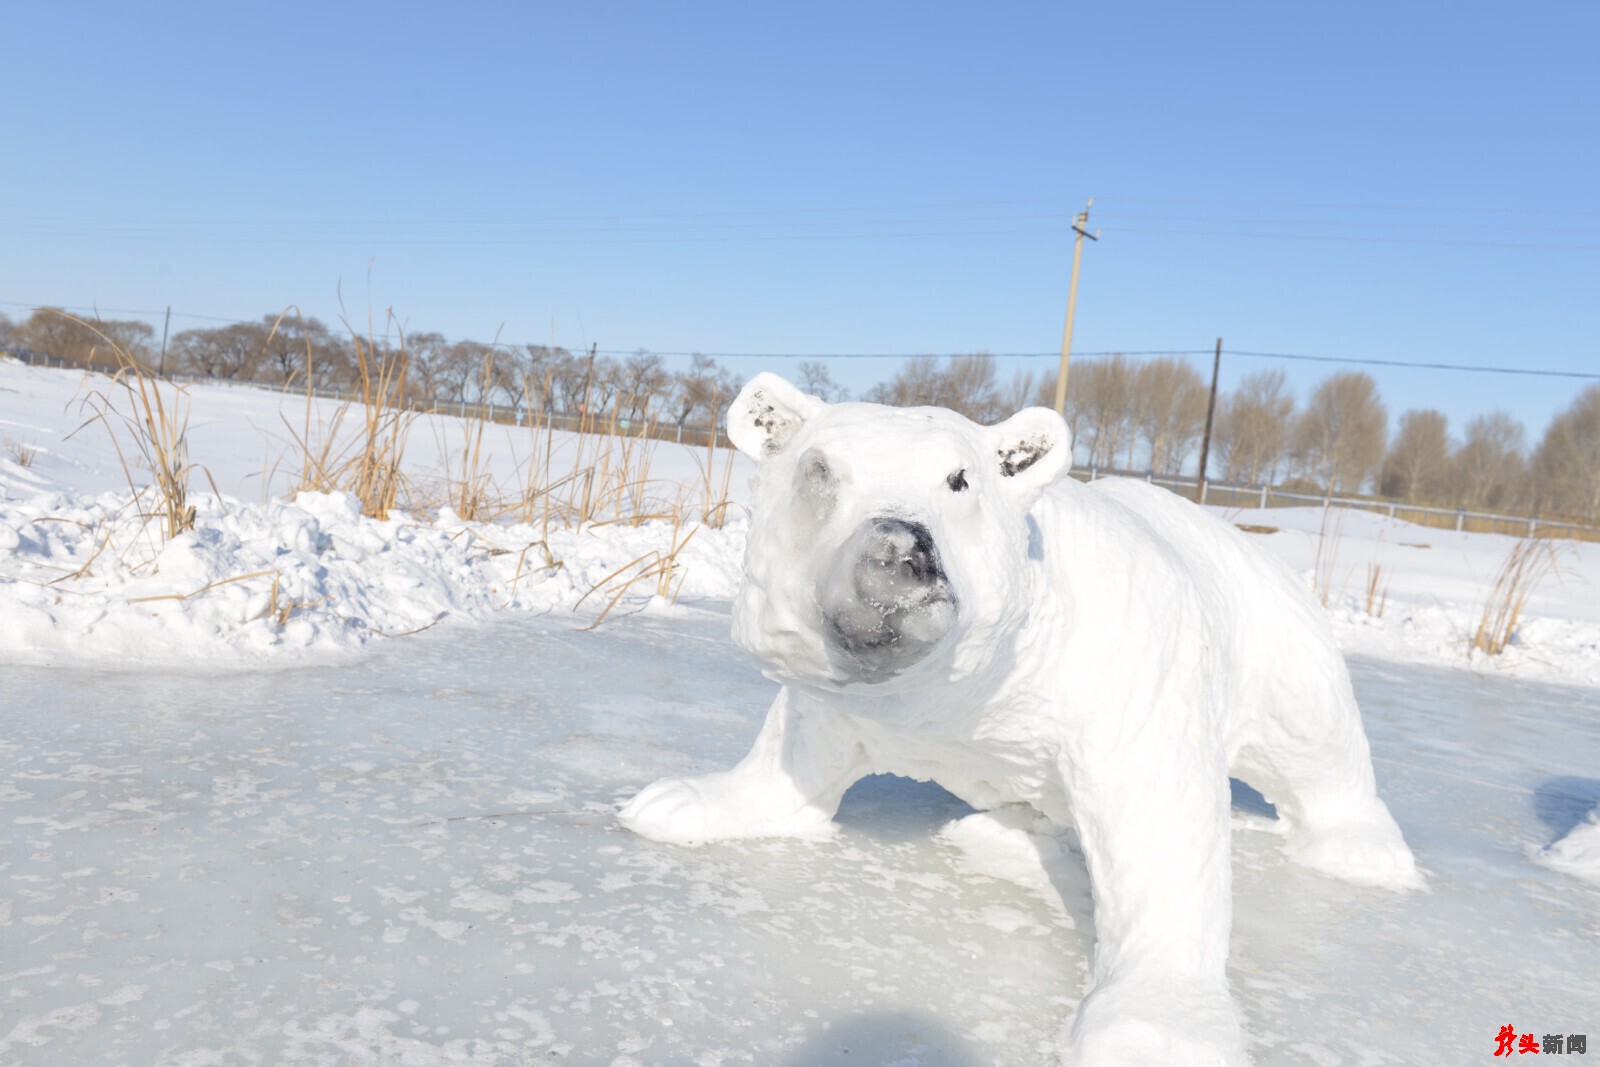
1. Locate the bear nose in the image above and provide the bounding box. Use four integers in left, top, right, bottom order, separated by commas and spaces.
863, 518, 942, 587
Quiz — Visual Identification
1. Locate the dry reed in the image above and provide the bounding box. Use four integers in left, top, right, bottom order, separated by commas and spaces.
3, 437, 37, 468
1471, 537, 1566, 656
1363, 562, 1389, 618
1312, 504, 1346, 608
64, 311, 208, 541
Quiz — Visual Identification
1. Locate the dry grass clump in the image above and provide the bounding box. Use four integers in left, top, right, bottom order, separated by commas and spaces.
573, 504, 699, 631
280, 309, 414, 520
448, 352, 498, 522
1364, 562, 1389, 619
1471, 537, 1566, 656
3, 436, 37, 468
66, 312, 208, 541
1312, 504, 1346, 608
694, 395, 737, 529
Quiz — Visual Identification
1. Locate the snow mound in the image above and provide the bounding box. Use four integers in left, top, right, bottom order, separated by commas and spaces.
1538, 808, 1600, 887
0, 486, 747, 667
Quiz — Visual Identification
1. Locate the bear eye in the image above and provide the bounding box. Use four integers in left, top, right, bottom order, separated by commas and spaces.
946, 469, 968, 493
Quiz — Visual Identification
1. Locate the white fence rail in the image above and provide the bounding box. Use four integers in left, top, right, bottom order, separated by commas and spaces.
1073, 465, 1597, 542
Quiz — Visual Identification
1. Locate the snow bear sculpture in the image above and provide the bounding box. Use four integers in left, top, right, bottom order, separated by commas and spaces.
620, 373, 1421, 1066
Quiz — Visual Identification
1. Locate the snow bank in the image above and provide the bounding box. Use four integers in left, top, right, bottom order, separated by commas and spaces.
1, 357, 750, 667
0, 486, 747, 667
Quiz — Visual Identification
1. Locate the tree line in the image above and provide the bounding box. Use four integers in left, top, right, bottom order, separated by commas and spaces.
2, 308, 1597, 521
858, 352, 1600, 523
0, 308, 743, 437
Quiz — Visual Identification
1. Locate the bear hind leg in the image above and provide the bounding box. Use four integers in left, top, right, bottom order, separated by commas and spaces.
1233, 676, 1423, 891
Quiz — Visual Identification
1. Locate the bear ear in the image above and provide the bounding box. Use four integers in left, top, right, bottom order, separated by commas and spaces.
989, 407, 1072, 505
727, 373, 827, 461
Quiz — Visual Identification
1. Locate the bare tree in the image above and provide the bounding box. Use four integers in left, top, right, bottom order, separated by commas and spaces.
939, 354, 1002, 422
1531, 383, 1600, 520
0, 312, 15, 352
1064, 354, 1138, 470
1218, 369, 1295, 486
1292, 371, 1388, 494
865, 354, 1002, 422
520, 345, 571, 412
617, 351, 668, 421
796, 360, 849, 403
587, 356, 624, 417
255, 314, 333, 386
999, 369, 1038, 418
1379, 409, 1450, 503
405, 331, 452, 402
431, 340, 496, 405
549, 348, 592, 414
1450, 411, 1525, 512
166, 322, 261, 380
866, 355, 941, 408
13, 309, 155, 369
666, 354, 738, 434
1134, 357, 1207, 474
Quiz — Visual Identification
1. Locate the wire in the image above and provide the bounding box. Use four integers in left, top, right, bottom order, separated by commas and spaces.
1223, 349, 1600, 380
1109, 226, 1600, 253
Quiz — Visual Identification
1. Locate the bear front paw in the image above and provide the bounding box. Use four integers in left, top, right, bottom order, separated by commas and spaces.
617, 772, 841, 845
1063, 977, 1246, 1067
617, 777, 723, 845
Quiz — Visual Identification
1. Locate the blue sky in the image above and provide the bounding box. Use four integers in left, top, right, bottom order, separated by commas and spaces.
4, 1, 1596, 443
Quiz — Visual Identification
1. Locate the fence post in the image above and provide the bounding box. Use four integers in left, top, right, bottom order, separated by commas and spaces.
1258, 483, 1268, 509
1528, 516, 1537, 537
1455, 509, 1465, 532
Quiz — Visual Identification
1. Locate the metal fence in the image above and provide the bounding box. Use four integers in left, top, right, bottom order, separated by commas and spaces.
1070, 466, 1600, 543
2, 347, 732, 451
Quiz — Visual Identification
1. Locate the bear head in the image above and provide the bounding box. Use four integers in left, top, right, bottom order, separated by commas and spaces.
726, 372, 1070, 695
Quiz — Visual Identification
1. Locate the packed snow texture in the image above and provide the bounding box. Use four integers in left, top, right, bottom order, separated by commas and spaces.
3, 357, 1600, 1064
624, 374, 1418, 1065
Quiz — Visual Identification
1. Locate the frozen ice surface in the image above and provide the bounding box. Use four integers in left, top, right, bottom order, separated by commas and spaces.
3, 609, 1598, 1065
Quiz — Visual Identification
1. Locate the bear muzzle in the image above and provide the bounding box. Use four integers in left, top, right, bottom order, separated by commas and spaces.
818, 517, 959, 683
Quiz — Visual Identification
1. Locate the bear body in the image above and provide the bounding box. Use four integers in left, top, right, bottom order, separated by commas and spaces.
620, 374, 1421, 1066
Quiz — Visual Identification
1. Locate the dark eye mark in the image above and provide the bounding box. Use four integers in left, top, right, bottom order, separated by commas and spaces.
946, 469, 968, 492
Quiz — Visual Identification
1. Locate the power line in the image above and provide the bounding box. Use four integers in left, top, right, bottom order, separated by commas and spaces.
1109, 226, 1600, 253
3, 193, 1598, 228
1096, 194, 1600, 219
1223, 349, 1600, 380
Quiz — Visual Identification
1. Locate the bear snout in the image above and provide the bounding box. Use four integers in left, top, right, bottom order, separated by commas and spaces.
818, 517, 958, 683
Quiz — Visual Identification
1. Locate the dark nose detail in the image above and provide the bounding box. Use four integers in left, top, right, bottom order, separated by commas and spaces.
819, 517, 958, 683
860, 518, 943, 590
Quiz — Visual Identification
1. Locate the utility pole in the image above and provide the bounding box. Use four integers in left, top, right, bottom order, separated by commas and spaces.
1195, 338, 1223, 505
158, 305, 171, 377
1052, 198, 1100, 416
578, 342, 598, 420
